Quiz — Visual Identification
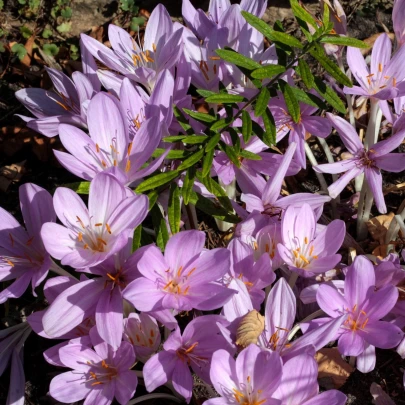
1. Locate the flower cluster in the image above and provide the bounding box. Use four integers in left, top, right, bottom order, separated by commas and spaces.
2, 0, 405, 404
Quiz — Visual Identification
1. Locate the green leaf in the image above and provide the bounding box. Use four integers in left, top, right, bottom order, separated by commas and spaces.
297, 59, 314, 89
182, 135, 208, 144
251, 64, 286, 79
279, 80, 300, 123
60, 6, 72, 18
289, 86, 327, 110
150, 204, 169, 251
309, 44, 352, 87
177, 148, 205, 171
202, 147, 215, 177
255, 86, 270, 118
205, 132, 221, 152
64, 181, 90, 194
216, 48, 262, 70
173, 106, 194, 135
135, 171, 180, 193
290, 0, 318, 28
319, 35, 369, 49
183, 108, 217, 124
42, 28, 53, 38
162, 135, 187, 143
261, 108, 277, 146
241, 110, 253, 144
182, 165, 196, 205
313, 76, 346, 113
0, 42, 5, 53
241, 11, 303, 49
11, 43, 27, 60
43, 43, 59, 56
239, 150, 262, 161
222, 144, 241, 168
196, 172, 233, 212
152, 148, 187, 159
210, 117, 234, 132
205, 93, 245, 104
147, 189, 159, 210
132, 225, 142, 251
57, 22, 72, 33
168, 183, 181, 234
130, 16, 145, 31
20, 26, 33, 39
196, 89, 217, 98
120, 0, 139, 12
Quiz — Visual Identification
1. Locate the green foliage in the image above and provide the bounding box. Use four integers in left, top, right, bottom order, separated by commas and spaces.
64, 182, 90, 194
42, 28, 53, 39
130, 17, 145, 31
70, 43, 79, 60
120, 0, 139, 13
20, 26, 33, 39
43, 43, 60, 56
11, 43, 27, 60
57, 22, 72, 34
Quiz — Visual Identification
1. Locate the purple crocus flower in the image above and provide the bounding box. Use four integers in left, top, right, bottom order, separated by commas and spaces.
16, 67, 95, 137
205, 343, 283, 405
49, 328, 137, 405
123, 230, 234, 312
393, 0, 405, 46
55, 92, 167, 186
314, 113, 405, 213
143, 315, 233, 403
277, 203, 345, 277
0, 183, 55, 303
123, 312, 161, 363
273, 353, 347, 405
344, 33, 405, 99
270, 95, 332, 168
374, 253, 405, 289
41, 171, 148, 269
80, 5, 183, 92
315, 255, 404, 372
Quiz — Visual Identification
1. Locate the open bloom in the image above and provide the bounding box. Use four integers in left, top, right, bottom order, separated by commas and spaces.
80, 5, 183, 92
49, 329, 137, 405
205, 344, 283, 405
277, 203, 345, 277
41, 172, 148, 269
123, 230, 234, 312
0, 183, 55, 303
143, 315, 233, 403
55, 92, 166, 186
344, 33, 405, 99
315, 255, 403, 372
16, 67, 95, 137
315, 113, 405, 213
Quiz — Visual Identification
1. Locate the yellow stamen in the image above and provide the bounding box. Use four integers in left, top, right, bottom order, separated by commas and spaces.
105, 223, 112, 234
78, 232, 83, 242
184, 342, 198, 353
125, 160, 131, 173
378, 63, 383, 72
127, 142, 133, 156
96, 143, 100, 153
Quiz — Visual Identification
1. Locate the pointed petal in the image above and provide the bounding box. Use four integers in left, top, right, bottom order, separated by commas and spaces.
346, 47, 370, 90
328, 166, 363, 198
326, 113, 363, 153
316, 284, 347, 318
364, 167, 386, 213
374, 153, 405, 172
143, 351, 177, 392
359, 321, 403, 349
371, 33, 392, 76
172, 359, 193, 402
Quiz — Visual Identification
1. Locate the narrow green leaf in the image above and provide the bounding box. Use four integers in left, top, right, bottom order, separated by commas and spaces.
206, 132, 221, 152
183, 108, 217, 123
135, 171, 180, 193
309, 45, 352, 87
322, 1, 330, 27
168, 183, 181, 234
279, 81, 300, 123
313, 77, 346, 113
150, 204, 169, 251
196, 172, 233, 212
261, 108, 277, 146
239, 150, 262, 161
216, 48, 262, 70
177, 148, 205, 171
132, 225, 142, 251
297, 59, 315, 89
251, 64, 286, 79
289, 87, 327, 110
255, 86, 271, 118
148, 190, 159, 210
152, 148, 188, 159
211, 117, 234, 131
64, 181, 90, 194
241, 110, 253, 144
319, 35, 369, 49
205, 93, 245, 104
202, 147, 215, 177
223, 144, 241, 168
173, 106, 194, 135
290, 0, 317, 28
182, 165, 196, 205
196, 89, 217, 98
182, 135, 208, 144
162, 135, 187, 142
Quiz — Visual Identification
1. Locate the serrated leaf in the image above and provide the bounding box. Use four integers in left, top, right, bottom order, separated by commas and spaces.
136, 171, 180, 193
150, 204, 169, 251
64, 181, 90, 194
182, 166, 196, 205
251, 64, 286, 79
319, 35, 369, 49
183, 108, 217, 123
43, 43, 59, 56
309, 45, 352, 87
20, 26, 33, 39
290, 0, 317, 28
202, 148, 215, 177
11, 43, 27, 60
206, 132, 221, 152
241, 110, 253, 143
130, 16, 145, 31
216, 48, 262, 70
60, 6, 72, 18
255, 86, 270, 118
297, 59, 314, 89
205, 93, 245, 104
177, 148, 205, 171
313, 77, 346, 114
279, 81, 300, 123
168, 183, 181, 234
261, 108, 277, 146
239, 150, 262, 161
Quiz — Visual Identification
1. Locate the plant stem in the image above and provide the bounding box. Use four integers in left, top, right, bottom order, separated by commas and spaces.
385, 201, 405, 243
338, 59, 355, 128
215, 179, 236, 232
364, 98, 379, 150
288, 271, 299, 289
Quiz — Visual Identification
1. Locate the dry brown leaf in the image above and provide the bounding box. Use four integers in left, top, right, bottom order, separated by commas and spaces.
383, 182, 405, 195
0, 126, 34, 156
0, 161, 26, 192
236, 310, 265, 348
366, 213, 395, 245
21, 35, 35, 67
316, 348, 354, 389
372, 244, 395, 259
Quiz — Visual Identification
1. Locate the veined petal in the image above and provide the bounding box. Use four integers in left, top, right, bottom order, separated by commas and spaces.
143, 351, 177, 392
144, 4, 173, 52
374, 153, 405, 172
328, 166, 363, 198
49, 371, 91, 403
346, 47, 370, 90
359, 321, 403, 349
123, 277, 164, 312
317, 284, 347, 318
370, 33, 392, 76
364, 167, 386, 213
54, 150, 97, 181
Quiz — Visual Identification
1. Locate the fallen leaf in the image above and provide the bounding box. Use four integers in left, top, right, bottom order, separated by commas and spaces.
370, 383, 395, 405
21, 34, 35, 67
367, 213, 395, 245
0, 161, 26, 192
236, 310, 265, 348
383, 182, 405, 195
372, 244, 396, 259
316, 347, 354, 389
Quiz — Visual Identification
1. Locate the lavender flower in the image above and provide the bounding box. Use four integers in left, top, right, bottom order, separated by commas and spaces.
393, 0, 405, 46
123, 230, 234, 312
16, 68, 95, 137
277, 203, 345, 277
314, 113, 405, 213
0, 183, 55, 303
315, 255, 404, 372
143, 315, 233, 403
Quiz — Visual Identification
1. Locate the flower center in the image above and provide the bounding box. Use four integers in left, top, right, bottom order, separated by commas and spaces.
358, 149, 376, 169
232, 376, 266, 405
291, 236, 318, 269
75, 216, 112, 253
343, 305, 369, 332
161, 266, 197, 296
87, 360, 118, 386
